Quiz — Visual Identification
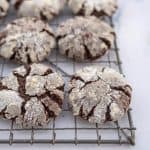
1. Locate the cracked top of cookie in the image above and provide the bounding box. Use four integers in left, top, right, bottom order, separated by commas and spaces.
68, 0, 118, 17
0, 63, 65, 127
56, 16, 115, 61
0, 0, 9, 18
13, 0, 66, 21
0, 17, 56, 64
69, 66, 132, 124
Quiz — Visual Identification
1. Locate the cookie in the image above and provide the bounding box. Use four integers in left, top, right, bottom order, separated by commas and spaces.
56, 16, 115, 61
13, 0, 66, 21
68, 0, 117, 17
0, 17, 56, 64
0, 63, 65, 127
68, 66, 132, 124
0, 0, 9, 18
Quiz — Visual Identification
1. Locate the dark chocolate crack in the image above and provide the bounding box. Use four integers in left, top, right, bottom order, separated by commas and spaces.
41, 102, 56, 118
48, 92, 63, 108
76, 2, 108, 17
83, 44, 93, 59
20, 101, 26, 117
87, 105, 96, 120
39, 87, 64, 118
65, 49, 69, 57
10, 50, 17, 60
102, 67, 106, 72
25, 47, 33, 63
43, 68, 53, 76
56, 34, 68, 42
69, 75, 103, 94
71, 76, 85, 83
40, 11, 48, 21
0, 106, 7, 118
80, 77, 101, 90
99, 37, 111, 48
13, 72, 30, 101
9, 44, 22, 60
0, 7, 4, 13
56, 84, 65, 92
110, 85, 132, 98
91, 9, 107, 17
79, 105, 83, 117
77, 1, 86, 15
40, 28, 55, 38
68, 87, 74, 94
105, 102, 112, 121
14, 0, 24, 10
37, 88, 63, 108
26, 53, 32, 64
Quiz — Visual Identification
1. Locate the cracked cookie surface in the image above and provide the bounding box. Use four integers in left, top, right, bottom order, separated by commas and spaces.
0, 17, 56, 64
0, 63, 65, 127
68, 0, 117, 17
0, 0, 9, 18
56, 16, 115, 61
68, 66, 132, 124
13, 0, 66, 21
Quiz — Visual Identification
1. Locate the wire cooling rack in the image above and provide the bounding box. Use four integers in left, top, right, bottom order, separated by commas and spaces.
0, 5, 136, 146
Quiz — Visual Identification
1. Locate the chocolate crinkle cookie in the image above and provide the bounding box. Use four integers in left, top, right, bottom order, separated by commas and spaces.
12, 0, 66, 21
68, 0, 117, 17
0, 0, 9, 18
0, 63, 65, 127
0, 17, 56, 64
68, 66, 132, 124
56, 16, 115, 61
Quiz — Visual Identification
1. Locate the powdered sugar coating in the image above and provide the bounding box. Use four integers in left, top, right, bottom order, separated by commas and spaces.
68, 0, 117, 17
56, 16, 115, 61
13, 0, 66, 21
69, 66, 132, 124
0, 64, 65, 127
0, 0, 9, 18
0, 90, 24, 119
0, 17, 56, 64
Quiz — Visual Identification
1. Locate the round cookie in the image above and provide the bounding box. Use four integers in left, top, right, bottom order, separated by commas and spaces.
0, 0, 9, 19
68, 0, 117, 17
68, 66, 132, 124
0, 17, 56, 64
0, 63, 65, 127
56, 16, 115, 61
13, 0, 66, 21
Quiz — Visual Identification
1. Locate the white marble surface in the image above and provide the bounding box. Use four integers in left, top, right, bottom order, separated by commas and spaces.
0, 0, 150, 149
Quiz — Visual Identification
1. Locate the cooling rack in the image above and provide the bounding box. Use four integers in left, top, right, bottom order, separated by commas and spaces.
0, 6, 136, 146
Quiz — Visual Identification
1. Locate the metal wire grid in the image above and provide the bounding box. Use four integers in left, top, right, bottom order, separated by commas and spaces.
0, 6, 136, 145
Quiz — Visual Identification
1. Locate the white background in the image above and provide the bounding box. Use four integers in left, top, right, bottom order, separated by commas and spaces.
1, 0, 150, 149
